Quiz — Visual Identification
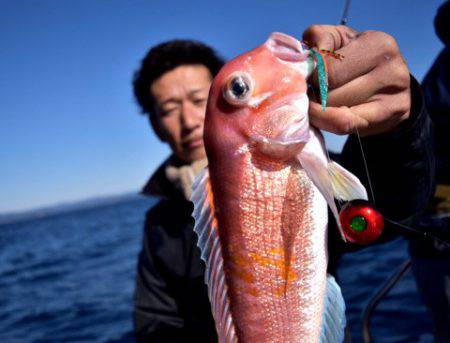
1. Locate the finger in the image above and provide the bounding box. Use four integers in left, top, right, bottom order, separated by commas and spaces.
353, 99, 396, 132
303, 25, 358, 51
326, 74, 377, 108
303, 25, 359, 90
349, 97, 410, 135
326, 62, 404, 107
307, 30, 403, 91
310, 93, 410, 136
323, 31, 402, 90
308, 101, 369, 135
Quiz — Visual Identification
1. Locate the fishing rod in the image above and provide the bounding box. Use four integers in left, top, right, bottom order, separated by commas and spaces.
362, 260, 412, 343
340, 0, 352, 25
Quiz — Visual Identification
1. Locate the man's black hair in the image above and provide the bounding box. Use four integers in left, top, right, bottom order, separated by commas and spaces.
435, 0, 450, 45
133, 39, 225, 116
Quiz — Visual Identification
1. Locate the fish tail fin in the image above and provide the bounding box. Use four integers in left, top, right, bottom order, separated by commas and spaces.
191, 168, 238, 343
320, 274, 346, 343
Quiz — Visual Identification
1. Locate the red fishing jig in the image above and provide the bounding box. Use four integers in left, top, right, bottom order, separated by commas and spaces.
339, 200, 384, 245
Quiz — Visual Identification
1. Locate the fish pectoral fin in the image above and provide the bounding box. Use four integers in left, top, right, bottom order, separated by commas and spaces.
191, 168, 237, 342
298, 128, 369, 241
328, 161, 368, 202
320, 274, 346, 343
298, 133, 345, 240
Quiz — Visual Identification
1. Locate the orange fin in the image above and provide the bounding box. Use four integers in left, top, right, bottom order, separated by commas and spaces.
191, 168, 237, 343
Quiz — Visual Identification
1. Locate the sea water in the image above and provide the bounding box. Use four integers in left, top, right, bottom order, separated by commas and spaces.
0, 196, 433, 342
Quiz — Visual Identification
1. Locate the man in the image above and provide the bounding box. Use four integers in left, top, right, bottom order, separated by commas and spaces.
133, 40, 224, 342
133, 25, 434, 342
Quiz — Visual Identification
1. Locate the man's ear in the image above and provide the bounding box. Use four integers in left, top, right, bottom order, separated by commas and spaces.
149, 114, 167, 142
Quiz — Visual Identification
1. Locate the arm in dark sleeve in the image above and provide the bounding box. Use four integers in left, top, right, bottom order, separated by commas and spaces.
422, 47, 450, 184
134, 207, 186, 343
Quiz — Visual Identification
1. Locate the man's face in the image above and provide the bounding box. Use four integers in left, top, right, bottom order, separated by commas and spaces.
151, 65, 212, 163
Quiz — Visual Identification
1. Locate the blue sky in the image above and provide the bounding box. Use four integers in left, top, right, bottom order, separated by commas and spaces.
0, 0, 445, 213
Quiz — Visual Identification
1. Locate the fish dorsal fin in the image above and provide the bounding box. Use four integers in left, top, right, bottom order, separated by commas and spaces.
320, 274, 347, 343
191, 168, 237, 343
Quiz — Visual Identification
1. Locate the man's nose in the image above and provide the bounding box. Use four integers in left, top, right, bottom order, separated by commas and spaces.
180, 101, 200, 130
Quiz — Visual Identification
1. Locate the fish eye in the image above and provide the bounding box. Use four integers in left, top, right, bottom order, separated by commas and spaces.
223, 72, 253, 106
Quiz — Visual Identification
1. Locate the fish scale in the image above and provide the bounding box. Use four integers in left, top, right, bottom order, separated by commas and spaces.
215, 152, 328, 342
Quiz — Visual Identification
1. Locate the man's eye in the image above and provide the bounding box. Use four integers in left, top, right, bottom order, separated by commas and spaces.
160, 107, 177, 116
193, 98, 207, 105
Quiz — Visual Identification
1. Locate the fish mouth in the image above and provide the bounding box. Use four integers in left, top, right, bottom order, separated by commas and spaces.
265, 32, 309, 62
265, 32, 315, 79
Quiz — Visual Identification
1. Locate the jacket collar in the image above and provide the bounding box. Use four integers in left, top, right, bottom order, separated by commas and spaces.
141, 155, 185, 200
141, 155, 207, 201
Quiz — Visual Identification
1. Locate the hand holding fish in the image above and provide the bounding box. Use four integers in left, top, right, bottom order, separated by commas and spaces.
303, 25, 411, 136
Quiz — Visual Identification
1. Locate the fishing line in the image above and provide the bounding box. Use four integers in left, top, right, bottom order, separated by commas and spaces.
385, 217, 450, 248
338, 0, 373, 208
354, 126, 376, 204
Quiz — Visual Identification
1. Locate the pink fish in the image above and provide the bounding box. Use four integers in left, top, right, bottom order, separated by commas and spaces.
192, 32, 367, 342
